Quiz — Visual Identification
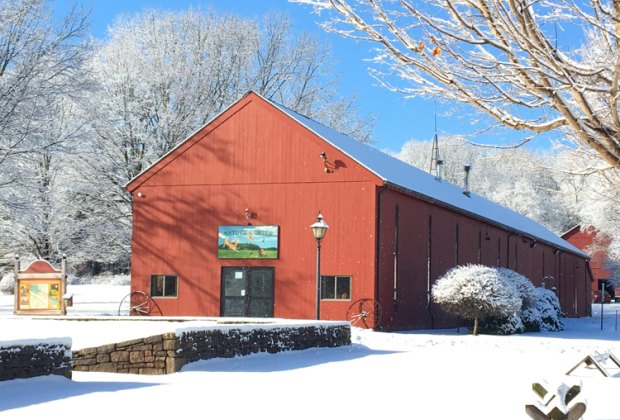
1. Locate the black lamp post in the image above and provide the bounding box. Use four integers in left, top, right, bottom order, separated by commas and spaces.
310, 212, 329, 320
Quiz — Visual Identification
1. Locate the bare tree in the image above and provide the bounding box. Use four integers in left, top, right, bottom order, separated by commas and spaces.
249, 14, 374, 141
0, 0, 88, 176
0, 96, 88, 262
5, 151, 59, 261
0, 0, 89, 261
292, 0, 620, 168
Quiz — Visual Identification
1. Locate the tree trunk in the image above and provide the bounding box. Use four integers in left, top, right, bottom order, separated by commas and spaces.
473, 317, 479, 336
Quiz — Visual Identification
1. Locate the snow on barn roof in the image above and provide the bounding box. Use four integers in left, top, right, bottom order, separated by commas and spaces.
265, 95, 588, 259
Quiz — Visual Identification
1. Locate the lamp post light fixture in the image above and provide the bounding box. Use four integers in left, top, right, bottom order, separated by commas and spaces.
310, 211, 329, 320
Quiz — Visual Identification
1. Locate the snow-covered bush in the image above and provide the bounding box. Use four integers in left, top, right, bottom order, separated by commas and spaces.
0, 272, 15, 295
521, 288, 564, 332
483, 268, 536, 334
497, 268, 537, 308
435, 266, 564, 335
432, 264, 522, 335
484, 313, 525, 335
484, 269, 564, 334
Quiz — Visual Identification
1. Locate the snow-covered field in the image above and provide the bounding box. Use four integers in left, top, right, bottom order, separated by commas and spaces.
1, 284, 620, 419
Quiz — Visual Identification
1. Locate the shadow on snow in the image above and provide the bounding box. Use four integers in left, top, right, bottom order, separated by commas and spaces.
0, 375, 161, 412
181, 343, 399, 373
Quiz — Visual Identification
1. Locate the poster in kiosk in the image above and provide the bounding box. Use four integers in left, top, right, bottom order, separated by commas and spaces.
14, 256, 69, 315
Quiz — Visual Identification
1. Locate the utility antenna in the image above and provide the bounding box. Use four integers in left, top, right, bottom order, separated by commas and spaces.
429, 100, 441, 177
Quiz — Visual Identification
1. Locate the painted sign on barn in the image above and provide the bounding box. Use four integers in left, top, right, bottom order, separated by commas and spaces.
218, 226, 279, 259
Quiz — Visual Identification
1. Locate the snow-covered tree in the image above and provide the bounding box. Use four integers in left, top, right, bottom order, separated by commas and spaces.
0, 0, 88, 185
395, 137, 577, 234
483, 268, 563, 334
0, 94, 88, 261
553, 145, 620, 266
0, 271, 13, 294
0, 0, 89, 263
292, 0, 620, 169
434, 267, 563, 335
432, 264, 521, 335
4, 151, 62, 260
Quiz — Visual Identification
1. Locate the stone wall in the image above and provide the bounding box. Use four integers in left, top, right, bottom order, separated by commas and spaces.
0, 342, 72, 381
73, 323, 350, 375
73, 333, 178, 374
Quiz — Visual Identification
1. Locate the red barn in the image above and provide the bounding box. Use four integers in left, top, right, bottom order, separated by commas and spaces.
126, 92, 591, 330
562, 225, 613, 294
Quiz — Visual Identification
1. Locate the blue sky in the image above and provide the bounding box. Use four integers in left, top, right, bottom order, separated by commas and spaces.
52, 0, 518, 154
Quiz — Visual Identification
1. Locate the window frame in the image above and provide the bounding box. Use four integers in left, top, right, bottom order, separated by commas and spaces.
320, 275, 351, 301
150, 274, 179, 299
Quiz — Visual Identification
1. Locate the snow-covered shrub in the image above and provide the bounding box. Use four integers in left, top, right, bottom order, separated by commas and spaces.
521, 288, 564, 332
483, 268, 535, 334
484, 313, 525, 335
520, 307, 541, 332
0, 272, 15, 295
481, 269, 564, 334
432, 264, 522, 335
497, 268, 537, 308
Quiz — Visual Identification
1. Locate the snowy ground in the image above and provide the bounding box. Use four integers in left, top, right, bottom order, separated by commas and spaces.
1, 284, 620, 419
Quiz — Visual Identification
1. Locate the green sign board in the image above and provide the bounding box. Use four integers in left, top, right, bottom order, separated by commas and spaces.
218, 226, 279, 259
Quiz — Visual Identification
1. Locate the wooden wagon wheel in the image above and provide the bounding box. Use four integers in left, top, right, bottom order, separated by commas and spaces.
346, 298, 382, 329
117, 291, 160, 316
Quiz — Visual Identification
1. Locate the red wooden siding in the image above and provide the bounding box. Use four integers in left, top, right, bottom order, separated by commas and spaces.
375, 187, 591, 329
132, 183, 378, 318
562, 226, 611, 292
134, 99, 377, 189
130, 94, 381, 321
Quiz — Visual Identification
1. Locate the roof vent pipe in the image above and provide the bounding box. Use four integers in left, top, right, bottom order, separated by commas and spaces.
463, 164, 471, 197
436, 159, 443, 181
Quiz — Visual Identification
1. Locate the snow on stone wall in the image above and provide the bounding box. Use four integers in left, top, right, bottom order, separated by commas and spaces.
0, 342, 72, 381
73, 323, 351, 375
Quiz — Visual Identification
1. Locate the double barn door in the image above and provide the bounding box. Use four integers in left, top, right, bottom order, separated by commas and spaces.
221, 267, 274, 317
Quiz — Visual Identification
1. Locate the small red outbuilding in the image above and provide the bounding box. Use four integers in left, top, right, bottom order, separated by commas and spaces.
126, 92, 591, 330
562, 225, 613, 294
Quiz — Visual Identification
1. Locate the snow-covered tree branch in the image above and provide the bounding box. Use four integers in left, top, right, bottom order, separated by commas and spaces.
292, 0, 620, 168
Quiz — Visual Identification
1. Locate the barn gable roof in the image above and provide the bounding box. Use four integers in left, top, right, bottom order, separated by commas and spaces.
263, 95, 588, 259
561, 225, 583, 239
126, 91, 587, 258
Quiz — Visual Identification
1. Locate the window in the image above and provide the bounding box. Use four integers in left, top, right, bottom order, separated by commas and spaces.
320, 275, 351, 300
150, 274, 178, 298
